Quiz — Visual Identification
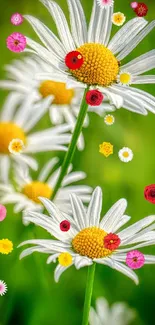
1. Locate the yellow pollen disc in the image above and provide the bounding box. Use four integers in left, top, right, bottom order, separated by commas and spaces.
122, 151, 129, 158
39, 80, 74, 105
99, 142, 113, 157
70, 43, 119, 87
0, 122, 26, 154
58, 252, 72, 267
72, 227, 112, 259
0, 239, 13, 255
23, 181, 52, 204
119, 73, 131, 85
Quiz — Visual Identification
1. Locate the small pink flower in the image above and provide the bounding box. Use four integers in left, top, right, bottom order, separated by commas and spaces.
6, 32, 26, 53
126, 250, 145, 269
0, 205, 7, 222
97, 0, 114, 8
130, 2, 138, 9
0, 280, 7, 296
11, 13, 24, 25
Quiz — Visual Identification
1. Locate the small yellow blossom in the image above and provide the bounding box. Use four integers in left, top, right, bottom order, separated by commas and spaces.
104, 115, 115, 125
0, 239, 13, 255
112, 12, 126, 26
8, 138, 25, 155
117, 72, 132, 86
58, 252, 72, 267
99, 142, 113, 157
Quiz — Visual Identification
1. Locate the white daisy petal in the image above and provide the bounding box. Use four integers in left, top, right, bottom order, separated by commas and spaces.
39, 157, 59, 182
118, 215, 155, 240
100, 199, 127, 231
86, 187, 102, 227
54, 264, 72, 283
40, 0, 75, 51
121, 49, 155, 75
108, 17, 147, 54
74, 256, 93, 269
70, 194, 87, 229
24, 15, 65, 59
117, 21, 155, 61
67, 0, 87, 46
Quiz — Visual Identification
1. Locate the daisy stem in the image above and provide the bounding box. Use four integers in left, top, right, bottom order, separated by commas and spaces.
51, 86, 89, 200
82, 263, 96, 325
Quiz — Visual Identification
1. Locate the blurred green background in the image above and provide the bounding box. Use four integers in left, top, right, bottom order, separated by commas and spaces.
0, 0, 155, 324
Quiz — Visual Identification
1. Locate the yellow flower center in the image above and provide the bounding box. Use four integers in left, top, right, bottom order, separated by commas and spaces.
122, 151, 129, 158
0, 122, 26, 154
0, 239, 13, 255
119, 72, 131, 85
39, 80, 74, 105
99, 142, 113, 157
104, 115, 114, 125
58, 252, 73, 267
23, 181, 52, 204
72, 227, 112, 259
70, 43, 119, 87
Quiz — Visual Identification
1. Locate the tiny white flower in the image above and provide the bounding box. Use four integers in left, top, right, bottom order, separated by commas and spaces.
117, 71, 133, 86
0, 280, 7, 296
96, 0, 114, 9
118, 147, 133, 163
104, 114, 115, 125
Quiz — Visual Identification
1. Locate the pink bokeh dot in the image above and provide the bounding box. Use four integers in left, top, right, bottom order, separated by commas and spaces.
0, 205, 7, 222
11, 13, 24, 26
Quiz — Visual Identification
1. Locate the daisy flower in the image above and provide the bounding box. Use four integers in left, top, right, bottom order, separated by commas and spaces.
0, 157, 92, 215
89, 297, 136, 325
118, 147, 133, 163
8, 139, 25, 155
21, 0, 155, 116
19, 187, 155, 283
0, 96, 72, 184
0, 56, 88, 150
0, 280, 7, 296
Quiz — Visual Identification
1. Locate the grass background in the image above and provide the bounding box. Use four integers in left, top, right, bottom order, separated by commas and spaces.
0, 0, 155, 324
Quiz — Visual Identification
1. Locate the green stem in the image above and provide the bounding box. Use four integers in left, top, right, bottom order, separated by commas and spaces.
51, 86, 89, 200
82, 264, 96, 325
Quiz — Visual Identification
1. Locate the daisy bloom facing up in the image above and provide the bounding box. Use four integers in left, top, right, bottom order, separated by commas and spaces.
0, 56, 88, 150
0, 157, 92, 215
118, 147, 133, 163
20, 0, 155, 116
89, 297, 136, 325
19, 187, 155, 283
112, 12, 126, 26
0, 280, 7, 296
0, 96, 72, 184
